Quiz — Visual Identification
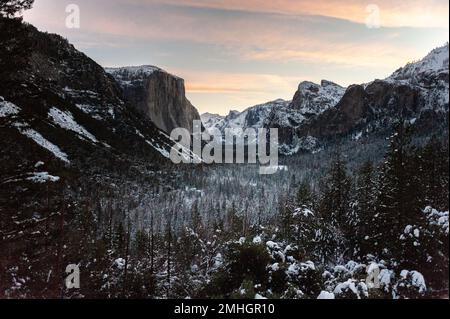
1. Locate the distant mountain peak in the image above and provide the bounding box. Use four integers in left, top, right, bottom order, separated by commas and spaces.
106, 65, 162, 74
290, 79, 346, 114
321, 79, 344, 88
389, 43, 449, 81
201, 112, 223, 118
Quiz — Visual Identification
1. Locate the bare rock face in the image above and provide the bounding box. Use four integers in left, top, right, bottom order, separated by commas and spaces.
106, 66, 200, 133
298, 84, 367, 138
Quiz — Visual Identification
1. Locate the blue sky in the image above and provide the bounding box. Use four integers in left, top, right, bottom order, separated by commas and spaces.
24, 0, 449, 114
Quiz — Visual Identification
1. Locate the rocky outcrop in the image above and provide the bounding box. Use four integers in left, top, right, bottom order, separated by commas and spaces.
200, 44, 448, 155
289, 80, 345, 115
297, 84, 367, 138
297, 43, 449, 142
261, 81, 345, 154
106, 66, 201, 133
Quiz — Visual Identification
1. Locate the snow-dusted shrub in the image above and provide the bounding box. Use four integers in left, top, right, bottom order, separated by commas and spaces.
230, 279, 256, 299
378, 268, 395, 293
333, 279, 368, 299
423, 206, 449, 235
266, 240, 286, 263
214, 241, 271, 296
332, 265, 351, 282
284, 260, 322, 298
268, 262, 288, 296
317, 290, 335, 299
393, 270, 427, 299
281, 283, 305, 299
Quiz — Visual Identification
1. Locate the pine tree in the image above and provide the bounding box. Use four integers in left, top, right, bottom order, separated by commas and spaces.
113, 223, 126, 255
279, 194, 293, 240
318, 153, 352, 229
191, 200, 203, 234
290, 181, 318, 259
352, 161, 377, 257
417, 136, 449, 211
372, 121, 425, 260
166, 222, 172, 297
296, 181, 314, 208
317, 153, 352, 262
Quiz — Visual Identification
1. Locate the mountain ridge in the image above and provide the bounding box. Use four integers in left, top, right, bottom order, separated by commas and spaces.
202, 43, 449, 154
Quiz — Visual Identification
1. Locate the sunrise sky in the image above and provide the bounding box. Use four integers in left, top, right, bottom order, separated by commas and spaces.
24, 0, 449, 115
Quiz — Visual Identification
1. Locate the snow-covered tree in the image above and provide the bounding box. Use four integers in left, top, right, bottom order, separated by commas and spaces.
317, 153, 352, 262
371, 122, 425, 259
351, 161, 377, 256
0, 0, 34, 17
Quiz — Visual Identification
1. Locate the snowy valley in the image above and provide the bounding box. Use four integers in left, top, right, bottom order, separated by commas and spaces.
0, 13, 449, 300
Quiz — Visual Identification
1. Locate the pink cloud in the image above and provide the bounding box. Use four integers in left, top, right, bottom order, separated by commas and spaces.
131, 0, 449, 28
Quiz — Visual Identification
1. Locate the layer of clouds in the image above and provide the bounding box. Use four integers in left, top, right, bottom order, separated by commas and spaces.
24, 0, 449, 114
154, 0, 449, 28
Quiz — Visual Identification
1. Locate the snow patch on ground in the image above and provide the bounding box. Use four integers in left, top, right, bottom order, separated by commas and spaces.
48, 107, 98, 143
145, 140, 170, 158
0, 98, 20, 117
26, 172, 60, 183
14, 123, 70, 164
75, 104, 103, 120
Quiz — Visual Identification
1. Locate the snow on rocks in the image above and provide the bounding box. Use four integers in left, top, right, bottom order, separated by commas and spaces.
0, 97, 20, 117
145, 140, 170, 158
14, 122, 70, 164
105, 65, 166, 86
2, 171, 60, 184
389, 44, 449, 81
201, 99, 290, 142
106, 65, 162, 77
26, 172, 60, 183
114, 258, 126, 270
34, 161, 45, 168
48, 107, 98, 143
294, 80, 345, 115
75, 104, 104, 120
